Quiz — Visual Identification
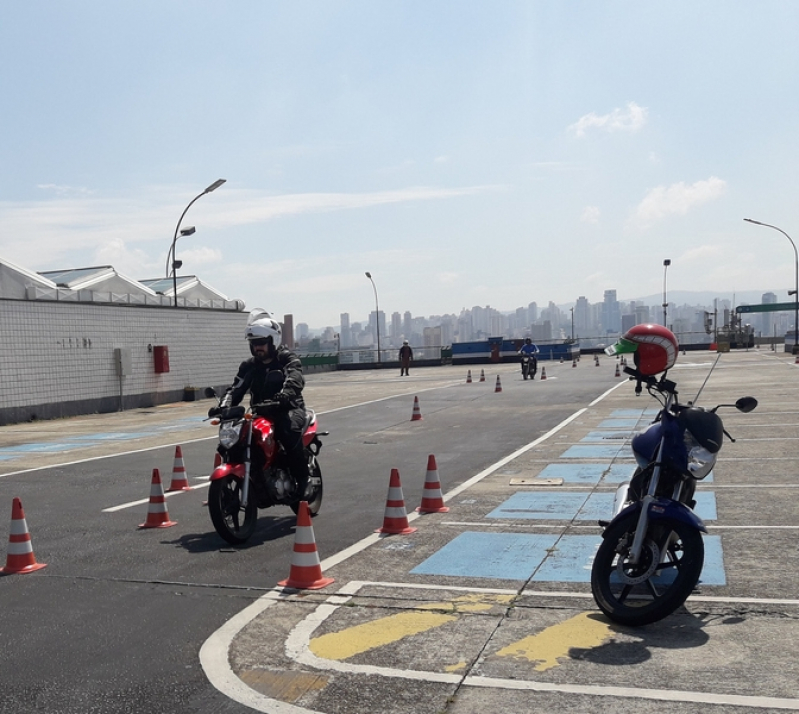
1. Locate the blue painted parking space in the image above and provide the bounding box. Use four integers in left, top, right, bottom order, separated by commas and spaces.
560, 444, 634, 459
597, 418, 647, 429
535, 463, 635, 484
611, 409, 659, 418
486, 491, 717, 522
411, 532, 726, 585
580, 431, 635, 442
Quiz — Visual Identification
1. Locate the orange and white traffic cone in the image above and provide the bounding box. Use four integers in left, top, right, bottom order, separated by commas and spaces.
139, 468, 177, 529
167, 445, 191, 492
572, 359, 577, 368
495, 375, 502, 393
416, 455, 449, 514
278, 501, 334, 590
615, 363, 621, 377
479, 369, 485, 382
466, 369, 472, 383
411, 396, 423, 421
595, 355, 600, 366
0, 498, 47, 574
540, 367, 547, 380
376, 469, 417, 534
560, 356, 564, 364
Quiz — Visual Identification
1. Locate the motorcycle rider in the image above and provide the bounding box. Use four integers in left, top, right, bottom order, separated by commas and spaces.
212, 309, 310, 502
518, 337, 539, 376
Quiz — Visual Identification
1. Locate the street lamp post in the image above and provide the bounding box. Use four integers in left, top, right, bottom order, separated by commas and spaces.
570, 307, 574, 341
662, 258, 671, 328
166, 178, 226, 307
744, 218, 799, 354
365, 271, 381, 363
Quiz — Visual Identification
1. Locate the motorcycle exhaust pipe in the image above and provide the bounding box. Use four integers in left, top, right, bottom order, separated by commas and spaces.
612, 482, 630, 518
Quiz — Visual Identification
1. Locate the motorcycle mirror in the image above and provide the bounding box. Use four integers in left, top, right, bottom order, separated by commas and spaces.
735, 396, 758, 413
204, 387, 217, 399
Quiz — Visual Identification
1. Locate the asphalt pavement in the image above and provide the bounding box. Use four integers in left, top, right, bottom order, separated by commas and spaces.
2, 351, 798, 714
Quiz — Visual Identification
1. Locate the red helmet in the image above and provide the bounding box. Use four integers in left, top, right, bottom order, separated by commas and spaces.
605, 324, 679, 376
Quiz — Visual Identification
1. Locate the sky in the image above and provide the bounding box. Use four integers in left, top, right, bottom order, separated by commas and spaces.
2, 1, 799, 329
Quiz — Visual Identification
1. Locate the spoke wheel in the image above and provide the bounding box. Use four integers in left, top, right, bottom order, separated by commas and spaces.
208, 476, 258, 545
591, 512, 704, 626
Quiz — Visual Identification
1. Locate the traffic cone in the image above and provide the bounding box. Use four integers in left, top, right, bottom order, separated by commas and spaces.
495, 375, 502, 393
167, 445, 191, 491
540, 367, 547, 380
0, 498, 47, 574
615, 363, 621, 377
466, 369, 472, 383
479, 369, 485, 382
411, 396, 423, 421
139, 468, 177, 529
376, 469, 417, 534
795, 353, 799, 365
560, 356, 564, 364
416, 455, 449, 514
572, 359, 577, 368
595, 355, 600, 366
278, 501, 334, 590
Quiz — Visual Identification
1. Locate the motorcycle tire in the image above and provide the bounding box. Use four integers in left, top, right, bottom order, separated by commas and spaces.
591, 512, 704, 626
291, 453, 323, 517
208, 476, 258, 545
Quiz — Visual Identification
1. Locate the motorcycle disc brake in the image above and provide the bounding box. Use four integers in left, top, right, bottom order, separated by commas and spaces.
615, 540, 661, 585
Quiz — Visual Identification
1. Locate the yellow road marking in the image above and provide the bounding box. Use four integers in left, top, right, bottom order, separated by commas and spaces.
495, 611, 613, 671
309, 593, 514, 661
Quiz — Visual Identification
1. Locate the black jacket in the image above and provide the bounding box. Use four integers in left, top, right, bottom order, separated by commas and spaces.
224, 346, 306, 410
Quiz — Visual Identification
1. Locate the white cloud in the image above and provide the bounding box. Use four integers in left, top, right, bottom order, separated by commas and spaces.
630, 177, 727, 228
581, 206, 601, 224
569, 101, 648, 137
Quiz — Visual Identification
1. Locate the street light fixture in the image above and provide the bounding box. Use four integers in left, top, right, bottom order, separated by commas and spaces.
365, 271, 381, 363
744, 218, 799, 354
166, 178, 226, 307
662, 259, 671, 328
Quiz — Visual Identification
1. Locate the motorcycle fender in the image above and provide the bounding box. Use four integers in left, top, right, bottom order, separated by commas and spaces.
209, 463, 246, 482
606, 498, 707, 534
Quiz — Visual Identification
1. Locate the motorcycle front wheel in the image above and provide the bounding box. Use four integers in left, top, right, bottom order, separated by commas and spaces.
591, 512, 704, 626
208, 476, 258, 545
291, 454, 323, 517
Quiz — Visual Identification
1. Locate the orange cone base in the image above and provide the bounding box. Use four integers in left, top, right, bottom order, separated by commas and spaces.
0, 560, 47, 575
139, 516, 177, 529
278, 570, 335, 590
376, 521, 417, 535
167, 482, 191, 492
416, 504, 449, 514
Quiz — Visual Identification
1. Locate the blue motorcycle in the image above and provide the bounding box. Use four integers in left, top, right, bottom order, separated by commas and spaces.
590, 365, 757, 626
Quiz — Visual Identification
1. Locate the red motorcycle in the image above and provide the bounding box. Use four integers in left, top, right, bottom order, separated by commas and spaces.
204, 388, 326, 545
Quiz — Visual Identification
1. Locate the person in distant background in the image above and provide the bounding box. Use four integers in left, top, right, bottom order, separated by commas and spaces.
399, 340, 413, 376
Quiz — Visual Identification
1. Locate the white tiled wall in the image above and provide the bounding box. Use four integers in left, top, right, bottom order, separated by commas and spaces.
0, 300, 251, 420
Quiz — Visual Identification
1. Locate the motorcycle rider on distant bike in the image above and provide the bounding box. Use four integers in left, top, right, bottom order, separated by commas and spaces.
211, 309, 310, 503
518, 337, 539, 376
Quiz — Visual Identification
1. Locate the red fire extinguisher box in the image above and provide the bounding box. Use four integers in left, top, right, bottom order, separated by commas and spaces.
153, 345, 170, 373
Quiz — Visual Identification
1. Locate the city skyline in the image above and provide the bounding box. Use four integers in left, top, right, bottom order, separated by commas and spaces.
2, 4, 799, 327
295, 286, 790, 348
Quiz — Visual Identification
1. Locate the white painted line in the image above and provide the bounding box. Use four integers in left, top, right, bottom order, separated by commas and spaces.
281, 580, 799, 710
102, 482, 210, 512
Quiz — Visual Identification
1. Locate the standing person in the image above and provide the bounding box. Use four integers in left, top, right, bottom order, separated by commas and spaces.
213, 309, 310, 502
399, 339, 413, 376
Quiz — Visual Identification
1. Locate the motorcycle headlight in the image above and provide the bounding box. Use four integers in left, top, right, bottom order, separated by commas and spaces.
219, 421, 243, 449
684, 432, 715, 479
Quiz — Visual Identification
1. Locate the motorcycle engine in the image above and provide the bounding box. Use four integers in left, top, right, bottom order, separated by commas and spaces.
266, 468, 294, 502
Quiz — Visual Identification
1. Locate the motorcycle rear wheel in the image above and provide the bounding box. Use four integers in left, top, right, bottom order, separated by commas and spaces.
591, 513, 704, 626
291, 455, 323, 517
208, 476, 258, 545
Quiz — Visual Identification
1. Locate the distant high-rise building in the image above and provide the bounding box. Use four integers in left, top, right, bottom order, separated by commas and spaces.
403, 311, 412, 339
339, 312, 351, 348
602, 289, 621, 334
528, 302, 538, 323
574, 296, 590, 336
283, 314, 295, 348
391, 311, 402, 345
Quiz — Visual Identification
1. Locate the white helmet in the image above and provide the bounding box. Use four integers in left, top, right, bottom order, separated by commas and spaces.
245, 308, 281, 345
